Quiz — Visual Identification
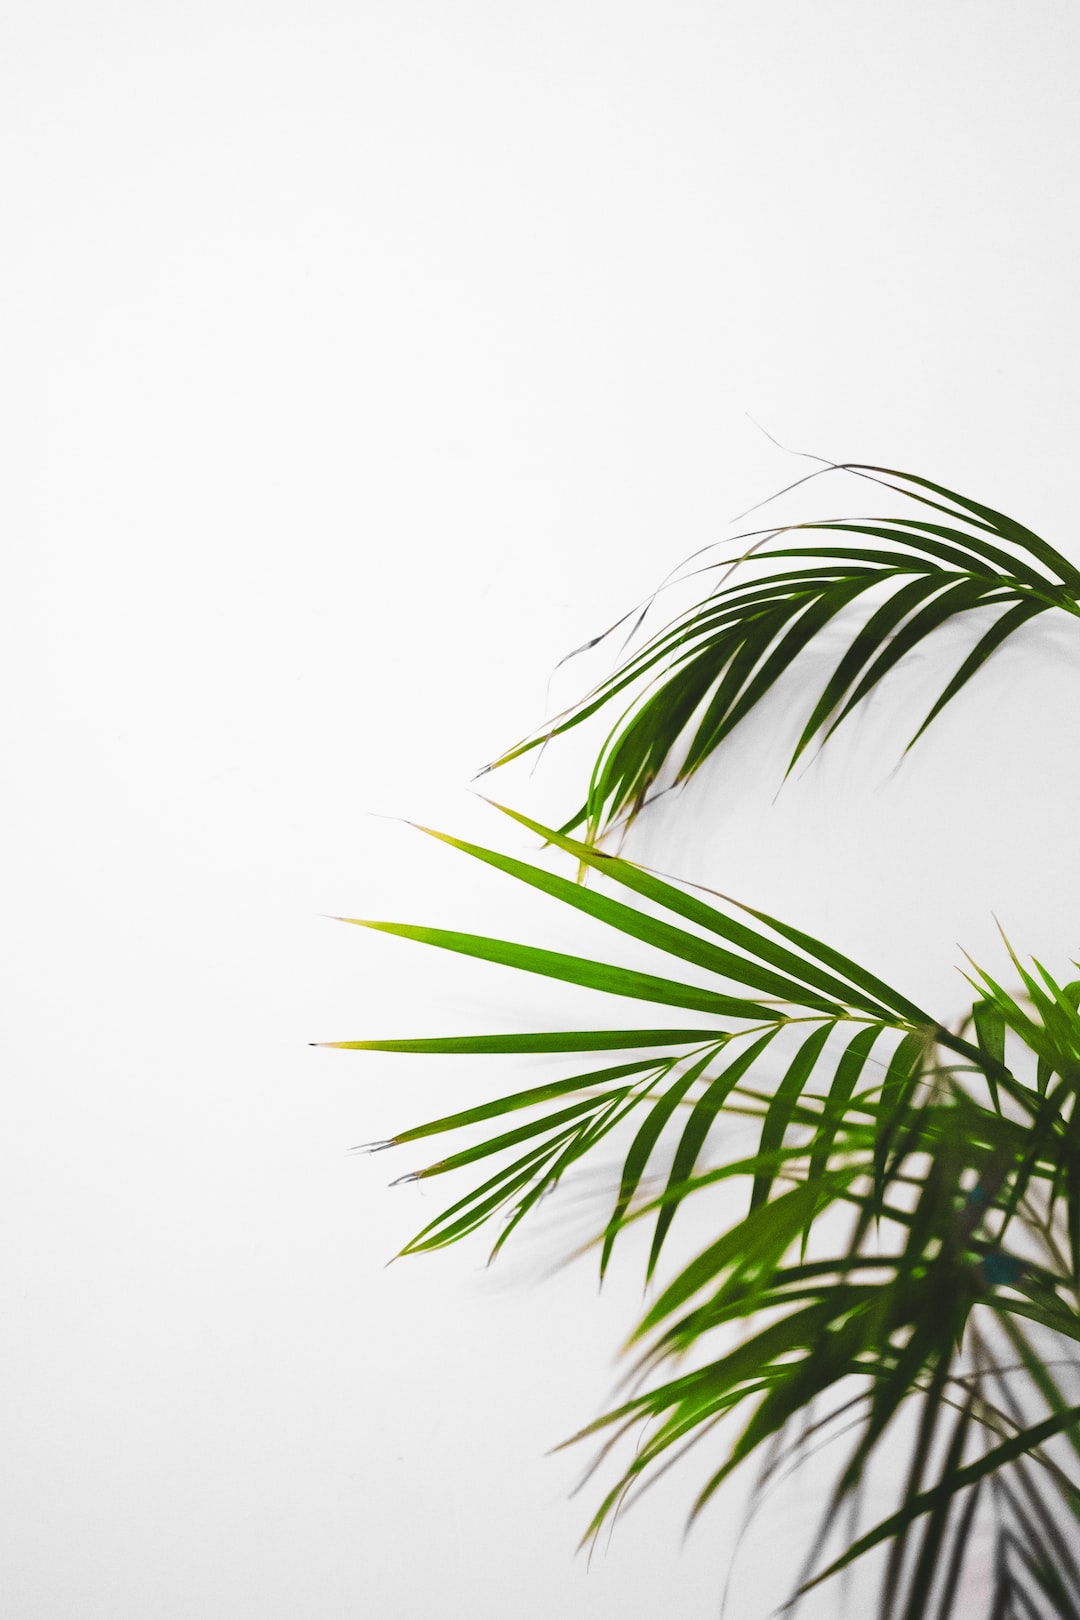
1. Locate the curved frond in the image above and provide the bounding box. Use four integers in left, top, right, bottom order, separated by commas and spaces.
482, 465, 1080, 843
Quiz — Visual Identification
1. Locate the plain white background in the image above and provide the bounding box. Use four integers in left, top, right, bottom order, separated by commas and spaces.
4, 3, 1080, 1615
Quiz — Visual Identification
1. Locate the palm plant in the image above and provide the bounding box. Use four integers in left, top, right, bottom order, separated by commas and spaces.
324, 464, 1080, 1616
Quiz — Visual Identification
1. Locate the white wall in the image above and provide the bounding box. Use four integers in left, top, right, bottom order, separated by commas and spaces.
4, 3, 1080, 1615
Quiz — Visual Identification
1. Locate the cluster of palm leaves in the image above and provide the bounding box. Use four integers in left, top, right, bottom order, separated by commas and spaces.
326, 465, 1080, 1616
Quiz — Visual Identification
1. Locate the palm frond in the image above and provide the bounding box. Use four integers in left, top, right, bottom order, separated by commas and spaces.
482, 465, 1080, 843
331, 809, 928, 1269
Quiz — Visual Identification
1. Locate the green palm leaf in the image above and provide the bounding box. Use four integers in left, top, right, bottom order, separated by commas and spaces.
482, 464, 1080, 843
333, 812, 934, 1279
